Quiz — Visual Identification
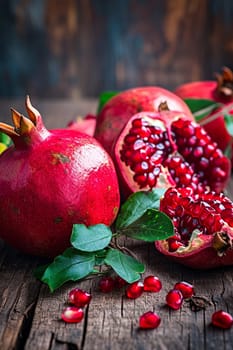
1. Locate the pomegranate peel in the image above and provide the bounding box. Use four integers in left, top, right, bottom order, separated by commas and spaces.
155, 187, 233, 269
0, 96, 120, 258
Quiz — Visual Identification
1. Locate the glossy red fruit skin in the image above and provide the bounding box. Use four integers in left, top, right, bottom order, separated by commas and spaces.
155, 187, 233, 269
61, 306, 84, 323
211, 310, 233, 329
94, 86, 194, 154
143, 276, 162, 293
99, 276, 115, 293
0, 98, 120, 258
125, 281, 144, 299
67, 114, 96, 136
68, 288, 92, 307
166, 289, 183, 310
139, 311, 161, 329
174, 281, 194, 299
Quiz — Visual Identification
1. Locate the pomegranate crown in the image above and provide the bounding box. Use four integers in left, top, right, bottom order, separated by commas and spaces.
215, 66, 233, 98
0, 96, 49, 146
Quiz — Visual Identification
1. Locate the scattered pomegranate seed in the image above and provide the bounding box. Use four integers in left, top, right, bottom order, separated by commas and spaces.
174, 281, 194, 299
126, 281, 144, 299
139, 311, 161, 329
143, 275, 162, 292
99, 276, 115, 293
166, 289, 183, 310
61, 306, 84, 323
211, 310, 233, 329
114, 275, 128, 289
68, 288, 92, 307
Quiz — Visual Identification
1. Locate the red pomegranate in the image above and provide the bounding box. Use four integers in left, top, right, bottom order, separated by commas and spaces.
174, 67, 233, 158
155, 187, 233, 269
67, 114, 96, 137
113, 111, 230, 198
94, 86, 194, 154
0, 97, 120, 258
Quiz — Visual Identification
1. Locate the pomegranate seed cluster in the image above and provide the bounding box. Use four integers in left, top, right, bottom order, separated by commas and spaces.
171, 119, 230, 192
160, 187, 233, 249
120, 115, 229, 193
120, 117, 172, 189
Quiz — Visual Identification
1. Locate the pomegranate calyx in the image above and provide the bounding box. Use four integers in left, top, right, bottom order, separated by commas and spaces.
215, 67, 233, 99
158, 101, 170, 111
212, 231, 232, 257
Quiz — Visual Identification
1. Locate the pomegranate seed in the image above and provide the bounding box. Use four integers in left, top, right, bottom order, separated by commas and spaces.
139, 311, 161, 329
166, 289, 183, 310
68, 288, 92, 307
143, 275, 162, 292
212, 310, 233, 329
99, 276, 115, 293
61, 306, 84, 323
174, 281, 194, 299
114, 275, 128, 289
126, 281, 144, 299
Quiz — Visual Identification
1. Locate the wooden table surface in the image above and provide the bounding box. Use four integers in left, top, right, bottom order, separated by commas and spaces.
0, 98, 233, 350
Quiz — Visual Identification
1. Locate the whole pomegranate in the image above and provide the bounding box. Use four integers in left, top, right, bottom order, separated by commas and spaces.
113, 110, 230, 198
155, 187, 233, 269
174, 67, 233, 157
67, 114, 96, 136
0, 97, 120, 258
94, 86, 194, 154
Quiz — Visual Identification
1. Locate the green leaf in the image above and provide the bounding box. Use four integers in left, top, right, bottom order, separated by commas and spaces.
121, 209, 174, 242
104, 248, 145, 283
115, 188, 166, 231
97, 91, 119, 113
224, 112, 233, 136
0, 132, 11, 146
184, 98, 221, 122
71, 224, 112, 252
40, 248, 95, 292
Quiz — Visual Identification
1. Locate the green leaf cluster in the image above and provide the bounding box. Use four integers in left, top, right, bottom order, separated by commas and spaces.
35, 189, 174, 292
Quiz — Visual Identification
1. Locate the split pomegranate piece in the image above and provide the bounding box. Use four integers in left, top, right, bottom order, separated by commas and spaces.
143, 275, 162, 293
61, 306, 84, 323
166, 289, 183, 310
211, 310, 233, 329
174, 281, 194, 299
114, 111, 230, 198
68, 288, 92, 307
155, 187, 233, 269
139, 311, 161, 329
125, 281, 144, 299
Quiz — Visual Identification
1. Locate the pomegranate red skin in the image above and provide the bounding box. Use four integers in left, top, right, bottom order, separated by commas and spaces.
94, 86, 194, 154
67, 114, 96, 137
0, 104, 120, 258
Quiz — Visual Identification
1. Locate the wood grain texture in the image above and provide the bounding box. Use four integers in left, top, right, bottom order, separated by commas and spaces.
0, 0, 232, 98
